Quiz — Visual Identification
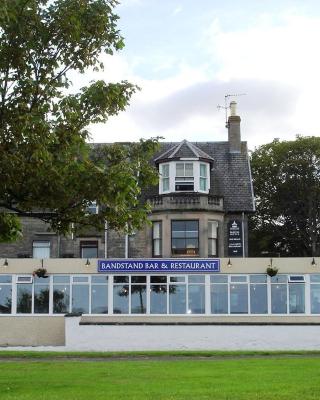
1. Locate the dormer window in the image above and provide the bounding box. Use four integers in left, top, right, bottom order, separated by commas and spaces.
159, 161, 210, 194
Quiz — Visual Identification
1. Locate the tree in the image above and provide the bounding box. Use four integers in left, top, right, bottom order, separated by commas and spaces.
249, 136, 320, 257
0, 0, 159, 242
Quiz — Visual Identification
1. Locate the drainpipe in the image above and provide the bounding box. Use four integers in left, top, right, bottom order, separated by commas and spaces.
57, 233, 60, 258
104, 221, 108, 258
125, 233, 129, 259
242, 212, 245, 258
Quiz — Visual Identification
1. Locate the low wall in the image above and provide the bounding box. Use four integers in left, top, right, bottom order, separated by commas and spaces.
65, 317, 320, 351
0, 317, 65, 346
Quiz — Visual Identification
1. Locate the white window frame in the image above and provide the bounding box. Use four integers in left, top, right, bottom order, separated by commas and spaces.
158, 161, 210, 194
175, 162, 194, 192
86, 201, 99, 215
200, 163, 208, 191
208, 220, 218, 257
160, 164, 170, 193
0, 273, 317, 316
152, 221, 162, 257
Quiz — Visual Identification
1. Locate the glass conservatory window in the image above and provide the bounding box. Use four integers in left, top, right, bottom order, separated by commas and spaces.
113, 276, 129, 314
150, 276, 167, 314
0, 275, 12, 314
53, 276, 70, 314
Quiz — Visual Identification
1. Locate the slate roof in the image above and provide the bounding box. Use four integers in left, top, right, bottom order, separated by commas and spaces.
92, 140, 255, 213
147, 141, 255, 213
154, 139, 213, 162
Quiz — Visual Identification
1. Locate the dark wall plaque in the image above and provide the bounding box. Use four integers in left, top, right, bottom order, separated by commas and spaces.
228, 220, 243, 257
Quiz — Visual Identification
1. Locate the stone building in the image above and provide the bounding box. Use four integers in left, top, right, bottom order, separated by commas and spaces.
1, 103, 320, 350
0, 102, 254, 260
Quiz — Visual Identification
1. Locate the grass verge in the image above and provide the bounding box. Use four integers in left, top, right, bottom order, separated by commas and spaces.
0, 357, 320, 399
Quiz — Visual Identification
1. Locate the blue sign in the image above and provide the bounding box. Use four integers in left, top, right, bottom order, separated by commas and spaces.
98, 259, 220, 273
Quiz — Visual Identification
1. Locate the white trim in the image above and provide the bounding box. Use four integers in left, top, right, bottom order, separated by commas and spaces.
1, 273, 320, 317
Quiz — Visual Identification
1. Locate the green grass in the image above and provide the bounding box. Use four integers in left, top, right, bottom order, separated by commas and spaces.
0, 357, 320, 399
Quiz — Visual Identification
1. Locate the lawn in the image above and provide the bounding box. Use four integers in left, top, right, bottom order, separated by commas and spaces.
0, 355, 319, 399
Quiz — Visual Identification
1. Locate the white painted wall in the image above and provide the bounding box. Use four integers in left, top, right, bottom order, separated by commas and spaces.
65, 317, 320, 351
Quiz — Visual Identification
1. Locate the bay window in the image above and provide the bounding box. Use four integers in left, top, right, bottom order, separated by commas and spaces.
159, 161, 210, 194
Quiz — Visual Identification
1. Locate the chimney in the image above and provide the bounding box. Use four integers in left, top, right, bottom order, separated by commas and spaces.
228, 101, 241, 153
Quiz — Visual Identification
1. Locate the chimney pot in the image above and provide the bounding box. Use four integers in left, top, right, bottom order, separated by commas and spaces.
230, 101, 237, 116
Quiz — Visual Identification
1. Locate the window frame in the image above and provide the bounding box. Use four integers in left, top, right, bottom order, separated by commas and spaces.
171, 220, 199, 257
32, 241, 51, 259
86, 201, 99, 215
160, 163, 170, 193
208, 220, 218, 257
152, 221, 162, 258
175, 162, 195, 192
80, 241, 98, 259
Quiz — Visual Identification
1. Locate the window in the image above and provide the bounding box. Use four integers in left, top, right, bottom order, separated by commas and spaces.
0, 273, 315, 316
211, 275, 228, 314
250, 275, 268, 314
131, 276, 147, 314
188, 275, 205, 314
86, 201, 98, 214
72, 276, 89, 314
175, 163, 194, 191
311, 275, 320, 314
230, 275, 248, 314
0, 275, 12, 314
80, 241, 98, 258
169, 276, 186, 314
171, 220, 199, 256
208, 221, 218, 256
17, 281, 32, 313
34, 276, 49, 313
289, 282, 305, 313
200, 163, 208, 191
271, 275, 287, 314
160, 164, 169, 192
33, 241, 50, 259
91, 276, 108, 314
113, 276, 129, 314
150, 276, 167, 314
53, 276, 70, 314
152, 221, 162, 257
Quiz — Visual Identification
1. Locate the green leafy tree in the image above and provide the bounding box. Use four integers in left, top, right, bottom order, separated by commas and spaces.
249, 136, 320, 257
0, 0, 159, 242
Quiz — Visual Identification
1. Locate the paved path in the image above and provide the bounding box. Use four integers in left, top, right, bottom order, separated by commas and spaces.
1, 354, 320, 362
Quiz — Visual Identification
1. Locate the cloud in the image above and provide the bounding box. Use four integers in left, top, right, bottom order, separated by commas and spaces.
204, 15, 320, 85
84, 10, 320, 148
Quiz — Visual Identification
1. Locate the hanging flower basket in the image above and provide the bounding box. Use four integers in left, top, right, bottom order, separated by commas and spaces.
33, 268, 48, 278
266, 258, 278, 277
266, 266, 278, 277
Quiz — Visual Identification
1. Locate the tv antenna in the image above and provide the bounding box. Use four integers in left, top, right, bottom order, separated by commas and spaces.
217, 93, 246, 128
